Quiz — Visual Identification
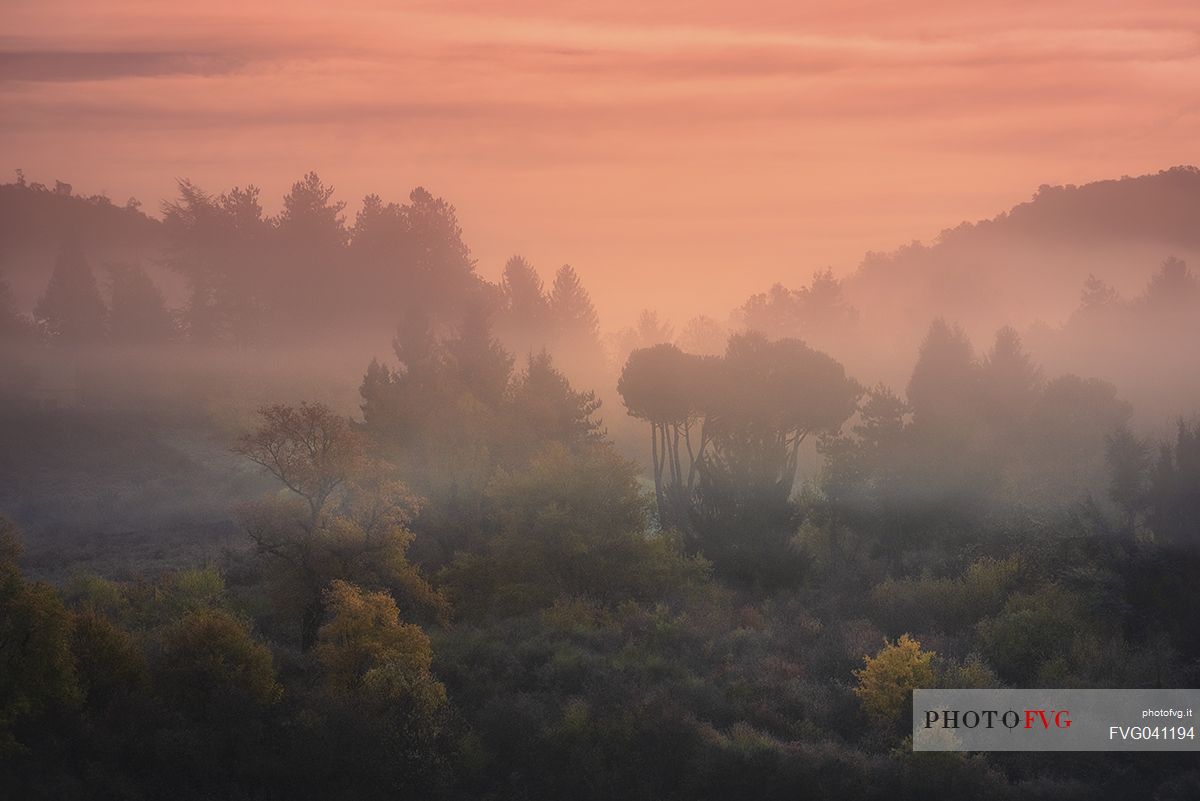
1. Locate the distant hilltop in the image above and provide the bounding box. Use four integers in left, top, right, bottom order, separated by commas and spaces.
936, 165, 1200, 248
841, 166, 1200, 347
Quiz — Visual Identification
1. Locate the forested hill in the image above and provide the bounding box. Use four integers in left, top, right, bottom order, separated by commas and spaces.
940, 165, 1200, 248
841, 166, 1200, 349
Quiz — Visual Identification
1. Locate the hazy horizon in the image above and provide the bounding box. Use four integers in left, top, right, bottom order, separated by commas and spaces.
6, 0, 1200, 326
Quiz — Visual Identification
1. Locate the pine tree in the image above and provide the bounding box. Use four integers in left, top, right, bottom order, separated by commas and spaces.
549, 264, 599, 342
34, 239, 107, 343
107, 263, 175, 343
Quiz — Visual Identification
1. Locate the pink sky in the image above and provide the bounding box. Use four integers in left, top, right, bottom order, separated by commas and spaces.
4, 0, 1199, 326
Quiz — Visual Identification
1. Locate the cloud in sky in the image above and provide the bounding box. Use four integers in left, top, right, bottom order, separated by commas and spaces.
3, 0, 1200, 325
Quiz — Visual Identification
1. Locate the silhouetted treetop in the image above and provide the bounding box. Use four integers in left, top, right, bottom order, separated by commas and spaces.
34, 239, 107, 344
738, 269, 857, 349
618, 344, 703, 426
906, 318, 976, 431
549, 264, 600, 342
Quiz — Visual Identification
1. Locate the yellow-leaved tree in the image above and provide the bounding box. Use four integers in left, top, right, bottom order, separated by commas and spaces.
315, 579, 446, 710
853, 634, 936, 728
